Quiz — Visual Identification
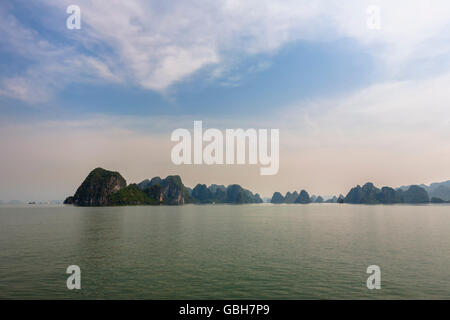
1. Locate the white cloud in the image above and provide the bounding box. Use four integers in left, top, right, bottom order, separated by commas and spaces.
60, 0, 450, 79
0, 5, 120, 103
2, 0, 450, 102
267, 70, 450, 193
0, 77, 51, 103
282, 71, 450, 139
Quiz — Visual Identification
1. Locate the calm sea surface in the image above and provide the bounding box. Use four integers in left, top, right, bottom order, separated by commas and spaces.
0, 204, 449, 299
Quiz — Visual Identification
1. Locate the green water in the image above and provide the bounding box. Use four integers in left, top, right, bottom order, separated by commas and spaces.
0, 204, 449, 299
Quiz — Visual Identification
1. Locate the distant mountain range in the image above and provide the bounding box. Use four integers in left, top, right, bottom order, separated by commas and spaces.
270, 181, 450, 205
60, 167, 450, 206
397, 180, 450, 201
342, 183, 430, 204
270, 190, 342, 204
64, 167, 262, 206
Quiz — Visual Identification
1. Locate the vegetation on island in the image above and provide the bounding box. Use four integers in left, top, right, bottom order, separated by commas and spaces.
68, 167, 126, 206
64, 167, 261, 206
270, 182, 435, 205
63, 168, 450, 207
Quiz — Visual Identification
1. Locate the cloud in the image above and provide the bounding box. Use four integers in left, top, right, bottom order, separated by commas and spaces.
267, 70, 450, 194
2, 0, 450, 102
0, 77, 51, 103
282, 72, 450, 141
0, 5, 120, 103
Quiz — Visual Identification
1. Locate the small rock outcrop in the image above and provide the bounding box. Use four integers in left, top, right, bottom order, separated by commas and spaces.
63, 196, 74, 204
271, 192, 285, 204
284, 191, 299, 203
295, 190, 312, 204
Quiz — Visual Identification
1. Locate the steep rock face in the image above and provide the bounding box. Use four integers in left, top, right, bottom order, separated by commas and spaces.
401, 185, 430, 203
344, 185, 363, 203
72, 168, 126, 206
253, 194, 263, 203
138, 175, 187, 205
430, 185, 450, 201
271, 192, 284, 204
226, 184, 261, 203
345, 182, 380, 204
377, 186, 402, 204
144, 184, 164, 203
209, 184, 226, 194
295, 190, 311, 204
160, 176, 186, 205
192, 184, 212, 203
272, 190, 313, 204
189, 183, 261, 204
343, 183, 430, 204
284, 191, 299, 203
213, 188, 227, 203
137, 177, 162, 190
315, 196, 324, 203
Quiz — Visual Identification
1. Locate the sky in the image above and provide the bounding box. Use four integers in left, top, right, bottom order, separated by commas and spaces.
1, 0, 450, 201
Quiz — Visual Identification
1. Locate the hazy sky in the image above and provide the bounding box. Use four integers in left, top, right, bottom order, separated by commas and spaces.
1, 0, 450, 200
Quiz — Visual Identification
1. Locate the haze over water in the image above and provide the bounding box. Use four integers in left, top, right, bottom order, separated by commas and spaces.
0, 204, 449, 299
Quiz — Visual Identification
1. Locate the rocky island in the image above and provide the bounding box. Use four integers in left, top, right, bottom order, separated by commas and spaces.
65, 168, 449, 207
64, 167, 262, 206
270, 182, 436, 204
